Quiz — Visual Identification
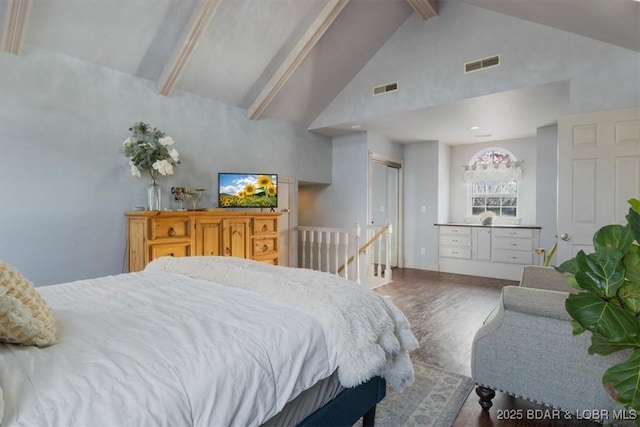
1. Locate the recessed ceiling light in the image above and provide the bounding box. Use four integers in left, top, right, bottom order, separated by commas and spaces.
470, 126, 480, 130
351, 125, 361, 129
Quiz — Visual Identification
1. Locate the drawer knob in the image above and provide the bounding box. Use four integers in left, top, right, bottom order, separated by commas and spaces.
169, 253, 174, 257
168, 228, 176, 237
262, 244, 269, 252
452, 239, 458, 242
262, 224, 269, 232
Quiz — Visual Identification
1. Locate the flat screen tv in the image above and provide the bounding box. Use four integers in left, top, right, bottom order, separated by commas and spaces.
218, 173, 278, 208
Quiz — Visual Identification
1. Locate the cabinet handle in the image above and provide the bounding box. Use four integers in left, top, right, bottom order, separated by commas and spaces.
262, 224, 269, 232
512, 243, 517, 246
168, 228, 176, 237
262, 244, 269, 252
452, 239, 458, 242
452, 251, 458, 254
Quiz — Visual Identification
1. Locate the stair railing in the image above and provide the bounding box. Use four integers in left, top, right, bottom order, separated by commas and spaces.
297, 223, 360, 283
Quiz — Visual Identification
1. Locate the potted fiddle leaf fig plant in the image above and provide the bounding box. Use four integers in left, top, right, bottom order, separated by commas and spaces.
557, 198, 640, 421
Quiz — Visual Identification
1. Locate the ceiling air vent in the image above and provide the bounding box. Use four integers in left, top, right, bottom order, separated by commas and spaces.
464, 55, 500, 74
373, 81, 398, 96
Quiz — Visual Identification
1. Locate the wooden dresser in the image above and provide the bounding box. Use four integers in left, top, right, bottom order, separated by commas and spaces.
125, 210, 281, 272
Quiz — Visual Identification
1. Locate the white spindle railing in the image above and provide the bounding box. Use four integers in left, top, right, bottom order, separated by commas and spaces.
298, 223, 361, 283
365, 222, 392, 285
298, 222, 393, 287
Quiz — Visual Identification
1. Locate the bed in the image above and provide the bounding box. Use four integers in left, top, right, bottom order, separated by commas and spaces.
0, 256, 417, 426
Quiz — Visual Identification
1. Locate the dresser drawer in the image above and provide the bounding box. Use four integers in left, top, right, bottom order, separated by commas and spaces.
254, 238, 277, 256
492, 237, 534, 251
254, 218, 278, 235
491, 228, 533, 239
440, 246, 471, 259
492, 249, 533, 264
440, 235, 471, 247
149, 242, 191, 260
439, 226, 471, 236
150, 218, 190, 240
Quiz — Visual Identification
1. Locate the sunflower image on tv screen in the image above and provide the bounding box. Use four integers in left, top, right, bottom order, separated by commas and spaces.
218, 173, 278, 208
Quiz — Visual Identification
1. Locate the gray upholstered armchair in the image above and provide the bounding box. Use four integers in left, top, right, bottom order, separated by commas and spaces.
471, 266, 630, 419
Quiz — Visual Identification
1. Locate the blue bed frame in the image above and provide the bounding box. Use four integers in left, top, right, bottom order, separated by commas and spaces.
297, 377, 386, 427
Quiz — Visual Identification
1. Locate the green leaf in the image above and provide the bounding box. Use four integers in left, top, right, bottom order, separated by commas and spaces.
628, 207, 640, 246
574, 249, 625, 298
603, 349, 640, 409
593, 224, 634, 254
555, 257, 578, 274
589, 333, 636, 355
566, 293, 639, 342
619, 279, 640, 316
626, 245, 640, 284
629, 198, 640, 214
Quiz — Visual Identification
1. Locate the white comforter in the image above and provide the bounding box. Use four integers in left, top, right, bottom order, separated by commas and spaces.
0, 270, 336, 427
0, 257, 417, 427
145, 257, 418, 391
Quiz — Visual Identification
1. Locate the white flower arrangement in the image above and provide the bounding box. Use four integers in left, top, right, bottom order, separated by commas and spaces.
480, 211, 496, 225
123, 122, 180, 182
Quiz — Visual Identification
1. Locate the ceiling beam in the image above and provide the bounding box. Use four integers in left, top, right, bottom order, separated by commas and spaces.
157, 0, 220, 96
407, 0, 438, 20
248, 0, 350, 120
1, 0, 32, 55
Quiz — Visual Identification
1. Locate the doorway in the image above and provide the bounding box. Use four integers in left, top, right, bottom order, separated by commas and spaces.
278, 177, 297, 267
369, 152, 402, 267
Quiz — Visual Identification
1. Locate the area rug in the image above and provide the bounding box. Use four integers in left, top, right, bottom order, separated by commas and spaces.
375, 360, 474, 427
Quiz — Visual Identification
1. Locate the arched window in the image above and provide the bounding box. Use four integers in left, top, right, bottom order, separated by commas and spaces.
463, 148, 522, 218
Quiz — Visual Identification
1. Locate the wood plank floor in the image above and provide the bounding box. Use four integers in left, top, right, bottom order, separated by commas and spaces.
373, 268, 599, 427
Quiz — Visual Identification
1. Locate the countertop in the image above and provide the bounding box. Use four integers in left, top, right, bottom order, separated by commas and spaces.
435, 222, 541, 229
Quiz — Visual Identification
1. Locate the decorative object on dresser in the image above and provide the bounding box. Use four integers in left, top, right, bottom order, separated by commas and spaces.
171, 187, 207, 210
122, 122, 180, 211
125, 210, 281, 271
436, 224, 541, 281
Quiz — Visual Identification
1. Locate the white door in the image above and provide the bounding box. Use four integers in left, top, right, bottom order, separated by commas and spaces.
557, 107, 640, 262
278, 177, 296, 267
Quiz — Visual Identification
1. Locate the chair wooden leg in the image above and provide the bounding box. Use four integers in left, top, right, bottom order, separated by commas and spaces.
475, 386, 496, 410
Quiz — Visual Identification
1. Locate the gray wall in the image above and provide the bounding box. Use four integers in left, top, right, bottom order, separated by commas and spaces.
298, 133, 368, 229
0, 46, 332, 286
312, 0, 640, 129
402, 141, 440, 270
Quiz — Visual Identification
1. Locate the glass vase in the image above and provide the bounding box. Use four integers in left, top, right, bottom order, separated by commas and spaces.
147, 181, 162, 211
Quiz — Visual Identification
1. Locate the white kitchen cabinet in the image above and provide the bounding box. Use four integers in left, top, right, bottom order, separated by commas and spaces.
437, 224, 540, 281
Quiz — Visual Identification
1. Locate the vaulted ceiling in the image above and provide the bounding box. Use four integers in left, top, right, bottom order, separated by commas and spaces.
1, 0, 638, 144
